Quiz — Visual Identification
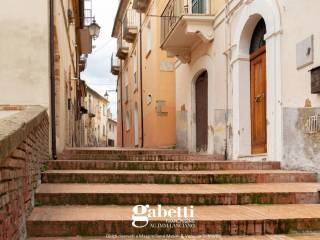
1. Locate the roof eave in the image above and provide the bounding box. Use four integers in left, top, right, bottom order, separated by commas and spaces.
111, 0, 130, 38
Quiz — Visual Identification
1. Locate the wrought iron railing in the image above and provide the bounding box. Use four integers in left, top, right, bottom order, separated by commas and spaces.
124, 8, 139, 32
161, 0, 209, 45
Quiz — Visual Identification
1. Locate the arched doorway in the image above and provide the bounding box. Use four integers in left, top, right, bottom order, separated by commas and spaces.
134, 103, 139, 147
250, 19, 267, 154
232, 0, 282, 160
195, 71, 208, 152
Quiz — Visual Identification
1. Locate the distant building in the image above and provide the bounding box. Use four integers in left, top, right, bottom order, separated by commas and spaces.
106, 109, 117, 147
82, 86, 109, 147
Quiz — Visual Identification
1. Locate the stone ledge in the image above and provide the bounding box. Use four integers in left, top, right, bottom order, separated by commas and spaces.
0, 105, 48, 163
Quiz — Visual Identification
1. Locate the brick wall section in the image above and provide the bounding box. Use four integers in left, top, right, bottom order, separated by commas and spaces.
0, 105, 49, 240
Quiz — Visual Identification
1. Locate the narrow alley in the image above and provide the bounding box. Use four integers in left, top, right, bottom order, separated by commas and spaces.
1, 0, 320, 239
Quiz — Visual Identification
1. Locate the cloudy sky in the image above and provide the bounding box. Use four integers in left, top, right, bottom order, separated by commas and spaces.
81, 0, 118, 119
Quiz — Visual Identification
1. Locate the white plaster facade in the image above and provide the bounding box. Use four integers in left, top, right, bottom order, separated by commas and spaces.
0, 0, 50, 107
174, 0, 320, 169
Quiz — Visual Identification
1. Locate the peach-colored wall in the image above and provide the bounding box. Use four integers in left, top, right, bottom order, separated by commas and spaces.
116, 0, 176, 148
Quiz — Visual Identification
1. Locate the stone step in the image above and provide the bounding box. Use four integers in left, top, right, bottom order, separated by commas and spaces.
27, 204, 320, 237
35, 183, 320, 206
59, 153, 223, 161
47, 160, 281, 171
41, 170, 317, 184
27, 233, 320, 239
62, 147, 189, 155
60, 148, 203, 161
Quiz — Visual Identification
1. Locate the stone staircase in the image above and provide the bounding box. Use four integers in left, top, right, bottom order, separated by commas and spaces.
27, 148, 320, 239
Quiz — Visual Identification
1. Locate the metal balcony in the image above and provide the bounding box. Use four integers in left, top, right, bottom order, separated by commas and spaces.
133, 0, 150, 13
123, 9, 139, 43
111, 54, 120, 75
116, 36, 129, 60
160, 0, 215, 63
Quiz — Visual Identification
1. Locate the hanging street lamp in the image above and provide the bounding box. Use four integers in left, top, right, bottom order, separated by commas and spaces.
88, 18, 101, 40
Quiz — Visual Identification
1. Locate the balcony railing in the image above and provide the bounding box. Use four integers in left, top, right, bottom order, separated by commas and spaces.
117, 36, 129, 60
111, 53, 120, 75
161, 0, 209, 45
123, 9, 139, 43
160, 0, 214, 63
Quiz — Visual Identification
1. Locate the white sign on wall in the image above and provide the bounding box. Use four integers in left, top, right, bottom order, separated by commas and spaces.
160, 61, 174, 72
296, 35, 314, 69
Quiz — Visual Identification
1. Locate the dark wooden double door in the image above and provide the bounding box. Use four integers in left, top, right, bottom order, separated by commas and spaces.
195, 72, 208, 152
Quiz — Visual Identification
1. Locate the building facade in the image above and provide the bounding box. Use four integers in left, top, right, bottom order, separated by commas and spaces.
0, 0, 96, 156
111, 0, 176, 148
159, 0, 320, 170
82, 86, 109, 147
107, 109, 117, 147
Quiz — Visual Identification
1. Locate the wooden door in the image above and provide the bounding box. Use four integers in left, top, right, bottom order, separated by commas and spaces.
195, 72, 208, 152
250, 46, 267, 154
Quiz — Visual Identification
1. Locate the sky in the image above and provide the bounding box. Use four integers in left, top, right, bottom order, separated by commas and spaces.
81, 0, 119, 119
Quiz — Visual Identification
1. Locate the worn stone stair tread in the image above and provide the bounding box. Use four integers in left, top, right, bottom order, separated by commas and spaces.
64, 147, 188, 152
26, 233, 320, 239
28, 204, 320, 221
48, 160, 281, 166
44, 169, 314, 174
49, 160, 279, 163
36, 182, 320, 194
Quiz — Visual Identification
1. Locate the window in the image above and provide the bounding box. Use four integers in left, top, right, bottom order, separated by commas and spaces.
124, 71, 129, 103
109, 123, 111, 131
125, 111, 130, 131
124, 85, 129, 102
103, 125, 106, 136
146, 21, 152, 55
133, 50, 138, 90
88, 95, 92, 113
103, 105, 106, 116
192, 0, 206, 14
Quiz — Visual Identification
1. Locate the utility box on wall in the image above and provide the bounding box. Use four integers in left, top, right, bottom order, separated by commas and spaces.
311, 66, 320, 94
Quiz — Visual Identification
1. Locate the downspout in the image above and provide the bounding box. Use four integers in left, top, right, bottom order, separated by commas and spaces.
139, 13, 144, 148
223, 1, 231, 160
49, 0, 57, 159
120, 63, 124, 147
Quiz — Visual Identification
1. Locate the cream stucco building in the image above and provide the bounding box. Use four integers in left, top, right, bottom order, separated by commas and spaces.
111, 0, 176, 148
0, 0, 96, 157
82, 86, 109, 147
107, 109, 117, 147
159, 0, 320, 170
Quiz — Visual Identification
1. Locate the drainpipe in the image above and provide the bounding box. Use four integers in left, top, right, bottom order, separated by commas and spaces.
139, 13, 144, 148
223, 1, 231, 160
120, 63, 124, 147
49, 0, 57, 159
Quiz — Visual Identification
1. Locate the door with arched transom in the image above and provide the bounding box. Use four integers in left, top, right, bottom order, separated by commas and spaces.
250, 19, 267, 154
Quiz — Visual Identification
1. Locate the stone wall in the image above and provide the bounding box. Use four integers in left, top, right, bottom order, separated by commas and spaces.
283, 107, 320, 172
0, 105, 49, 240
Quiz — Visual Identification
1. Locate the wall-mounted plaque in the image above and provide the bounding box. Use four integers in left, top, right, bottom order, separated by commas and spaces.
296, 35, 314, 69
